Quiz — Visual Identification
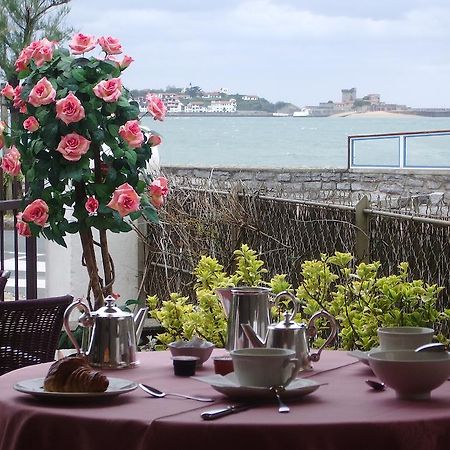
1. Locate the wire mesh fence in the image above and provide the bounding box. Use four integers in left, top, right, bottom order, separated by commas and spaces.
141, 178, 450, 310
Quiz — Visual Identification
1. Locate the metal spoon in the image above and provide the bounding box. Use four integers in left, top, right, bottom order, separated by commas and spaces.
365, 379, 385, 391
139, 383, 214, 402
270, 386, 290, 413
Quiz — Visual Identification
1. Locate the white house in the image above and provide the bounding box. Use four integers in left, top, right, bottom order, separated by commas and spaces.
208, 99, 237, 113
184, 101, 209, 113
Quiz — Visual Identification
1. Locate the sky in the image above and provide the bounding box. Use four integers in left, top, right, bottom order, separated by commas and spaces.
67, 0, 450, 108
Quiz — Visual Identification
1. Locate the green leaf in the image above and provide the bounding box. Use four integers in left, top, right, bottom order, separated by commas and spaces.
65, 222, 80, 234
71, 68, 86, 82
125, 150, 137, 166
107, 124, 120, 136
91, 129, 105, 144
142, 206, 159, 223
105, 103, 117, 114
117, 96, 130, 108
86, 113, 98, 132
118, 220, 133, 232
17, 69, 30, 80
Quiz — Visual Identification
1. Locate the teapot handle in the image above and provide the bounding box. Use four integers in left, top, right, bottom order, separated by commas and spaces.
273, 291, 298, 321
63, 298, 92, 356
307, 310, 338, 362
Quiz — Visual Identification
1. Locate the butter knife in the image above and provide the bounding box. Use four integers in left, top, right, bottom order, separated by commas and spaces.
201, 404, 252, 420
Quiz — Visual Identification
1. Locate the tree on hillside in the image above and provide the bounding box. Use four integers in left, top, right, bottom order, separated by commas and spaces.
0, 0, 73, 86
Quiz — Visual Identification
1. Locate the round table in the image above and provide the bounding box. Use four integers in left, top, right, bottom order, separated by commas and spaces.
1, 350, 450, 450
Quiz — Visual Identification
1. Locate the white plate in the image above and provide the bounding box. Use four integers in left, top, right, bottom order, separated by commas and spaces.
347, 347, 382, 366
192, 372, 321, 400
13, 377, 137, 399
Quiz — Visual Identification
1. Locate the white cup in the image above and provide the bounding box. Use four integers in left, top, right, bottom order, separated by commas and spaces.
230, 348, 299, 388
377, 326, 434, 351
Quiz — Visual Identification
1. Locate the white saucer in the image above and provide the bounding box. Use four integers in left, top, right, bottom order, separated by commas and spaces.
192, 372, 321, 400
347, 347, 382, 366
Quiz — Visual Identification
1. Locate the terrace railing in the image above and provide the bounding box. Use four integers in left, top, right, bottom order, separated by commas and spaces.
348, 130, 450, 169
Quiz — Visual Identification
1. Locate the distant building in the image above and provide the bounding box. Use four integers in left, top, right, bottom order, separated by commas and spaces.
157, 93, 185, 112
242, 95, 259, 101
202, 92, 223, 99
208, 99, 237, 113
341, 88, 357, 104
185, 101, 208, 113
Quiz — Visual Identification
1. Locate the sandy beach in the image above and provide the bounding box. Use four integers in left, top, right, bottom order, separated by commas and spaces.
332, 111, 414, 118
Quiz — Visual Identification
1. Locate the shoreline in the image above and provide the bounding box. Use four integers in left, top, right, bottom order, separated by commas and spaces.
166, 110, 449, 119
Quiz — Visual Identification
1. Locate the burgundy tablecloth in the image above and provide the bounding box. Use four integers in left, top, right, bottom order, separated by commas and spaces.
1, 350, 450, 450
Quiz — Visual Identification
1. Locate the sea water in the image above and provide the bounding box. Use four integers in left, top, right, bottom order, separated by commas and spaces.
141, 115, 450, 169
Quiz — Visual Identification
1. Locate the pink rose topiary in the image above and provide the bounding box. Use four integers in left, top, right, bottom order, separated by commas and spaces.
23, 116, 40, 132
119, 120, 144, 148
1, 146, 21, 176
22, 199, 49, 227
28, 77, 56, 107
69, 33, 96, 54
93, 78, 122, 103
146, 94, 167, 121
56, 133, 91, 161
98, 36, 122, 55
107, 183, 140, 217
56, 92, 86, 125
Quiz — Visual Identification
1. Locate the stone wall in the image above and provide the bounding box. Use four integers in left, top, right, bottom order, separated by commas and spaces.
162, 166, 450, 207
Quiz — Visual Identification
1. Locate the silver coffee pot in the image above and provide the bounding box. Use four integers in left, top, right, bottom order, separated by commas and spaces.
216, 286, 272, 351
63, 296, 148, 369
241, 291, 338, 371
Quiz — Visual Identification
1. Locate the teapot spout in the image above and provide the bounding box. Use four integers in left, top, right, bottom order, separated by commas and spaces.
241, 323, 266, 347
134, 307, 148, 345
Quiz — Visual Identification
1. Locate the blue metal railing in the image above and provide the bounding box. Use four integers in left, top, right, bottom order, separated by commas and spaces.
348, 129, 450, 169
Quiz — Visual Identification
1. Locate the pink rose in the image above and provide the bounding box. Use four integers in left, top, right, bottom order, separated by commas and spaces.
32, 38, 54, 67
0, 135, 4, 150
120, 55, 134, 69
1, 84, 14, 100
22, 199, 49, 227
148, 134, 162, 146
12, 86, 26, 111
148, 177, 169, 209
107, 183, 140, 217
16, 213, 32, 237
23, 116, 40, 132
98, 36, 122, 55
56, 92, 85, 125
119, 120, 144, 148
146, 94, 167, 121
28, 77, 56, 107
85, 196, 99, 215
93, 78, 122, 103
56, 133, 91, 162
14, 49, 30, 72
69, 33, 96, 54
1, 146, 21, 176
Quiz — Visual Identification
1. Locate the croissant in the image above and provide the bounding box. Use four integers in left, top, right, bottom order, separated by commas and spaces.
44, 356, 109, 393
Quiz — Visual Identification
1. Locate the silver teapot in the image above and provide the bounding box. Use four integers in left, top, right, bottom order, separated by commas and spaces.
241, 291, 338, 371
63, 296, 148, 369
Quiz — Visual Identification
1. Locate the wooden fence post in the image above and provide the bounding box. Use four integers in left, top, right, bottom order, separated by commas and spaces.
355, 195, 369, 262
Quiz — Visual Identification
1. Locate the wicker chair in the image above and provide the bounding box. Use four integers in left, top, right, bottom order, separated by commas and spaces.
0, 271, 10, 301
0, 295, 73, 375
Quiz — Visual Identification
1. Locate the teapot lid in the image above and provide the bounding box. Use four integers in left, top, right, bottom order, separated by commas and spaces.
273, 311, 306, 330
95, 295, 132, 318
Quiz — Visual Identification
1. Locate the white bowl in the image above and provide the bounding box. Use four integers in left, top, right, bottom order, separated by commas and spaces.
377, 326, 434, 351
368, 350, 450, 400
168, 339, 215, 367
